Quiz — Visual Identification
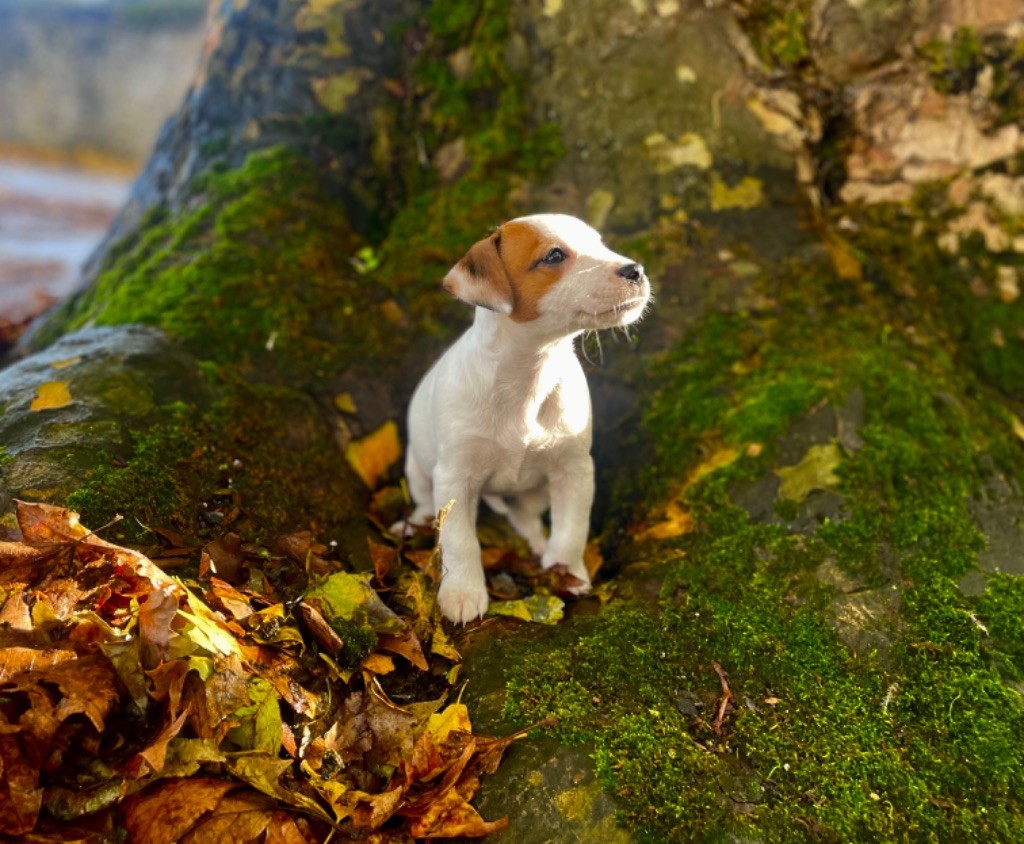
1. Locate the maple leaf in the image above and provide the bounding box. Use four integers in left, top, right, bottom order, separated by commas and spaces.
120, 777, 237, 842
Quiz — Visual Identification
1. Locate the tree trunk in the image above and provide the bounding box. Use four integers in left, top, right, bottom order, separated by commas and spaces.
3, 0, 1024, 839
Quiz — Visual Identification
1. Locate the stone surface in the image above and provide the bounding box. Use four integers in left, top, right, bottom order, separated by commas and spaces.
0, 325, 210, 511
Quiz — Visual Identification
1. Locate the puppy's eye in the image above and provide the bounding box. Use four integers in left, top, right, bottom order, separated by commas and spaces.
542, 247, 567, 265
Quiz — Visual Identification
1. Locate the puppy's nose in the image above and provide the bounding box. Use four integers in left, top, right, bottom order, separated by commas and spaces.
617, 262, 645, 285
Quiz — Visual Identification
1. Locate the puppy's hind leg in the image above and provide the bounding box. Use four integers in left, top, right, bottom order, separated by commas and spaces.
389, 453, 436, 537
486, 486, 550, 557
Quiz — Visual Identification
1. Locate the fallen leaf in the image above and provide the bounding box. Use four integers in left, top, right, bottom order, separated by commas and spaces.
377, 627, 428, 671
584, 541, 604, 578
362, 653, 396, 675
687, 446, 741, 487
305, 571, 406, 635
334, 392, 358, 414
0, 729, 43, 835
180, 790, 276, 843
488, 595, 565, 624
0, 646, 77, 683
405, 784, 508, 838
368, 538, 399, 583
199, 533, 247, 583
29, 381, 72, 412
297, 601, 345, 654
636, 500, 694, 541
825, 234, 863, 282
120, 778, 236, 843
365, 675, 417, 769
273, 532, 331, 575
776, 443, 843, 503
345, 421, 401, 488
430, 626, 461, 662
137, 585, 180, 665
1011, 412, 1024, 441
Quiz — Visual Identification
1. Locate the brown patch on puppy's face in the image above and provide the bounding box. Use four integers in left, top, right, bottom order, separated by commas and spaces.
442, 220, 571, 320
496, 220, 573, 323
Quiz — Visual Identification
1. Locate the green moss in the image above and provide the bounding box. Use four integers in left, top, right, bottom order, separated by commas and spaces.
44, 147, 385, 383
924, 28, 1024, 125
66, 376, 364, 552
327, 617, 379, 668
741, 0, 811, 70
505, 249, 1024, 840
925, 27, 985, 95
370, 0, 563, 328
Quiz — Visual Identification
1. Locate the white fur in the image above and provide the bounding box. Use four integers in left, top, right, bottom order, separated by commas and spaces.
392, 214, 651, 623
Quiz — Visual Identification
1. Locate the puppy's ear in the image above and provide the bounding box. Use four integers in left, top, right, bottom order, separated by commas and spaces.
442, 232, 514, 314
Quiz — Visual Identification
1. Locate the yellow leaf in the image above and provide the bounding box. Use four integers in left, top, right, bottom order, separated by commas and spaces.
425, 702, 472, 741
362, 652, 396, 675
776, 443, 842, 503
1011, 412, 1024, 441
686, 446, 741, 487
488, 595, 564, 624
333, 392, 358, 414
345, 421, 401, 488
584, 541, 604, 578
431, 625, 461, 662
49, 356, 81, 370
30, 381, 72, 411
825, 235, 863, 282
711, 175, 764, 211
636, 500, 694, 541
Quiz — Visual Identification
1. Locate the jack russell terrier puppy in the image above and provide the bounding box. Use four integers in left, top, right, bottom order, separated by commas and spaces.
392, 214, 650, 624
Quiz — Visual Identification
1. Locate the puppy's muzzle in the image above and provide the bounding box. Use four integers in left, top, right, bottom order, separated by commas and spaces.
617, 262, 646, 286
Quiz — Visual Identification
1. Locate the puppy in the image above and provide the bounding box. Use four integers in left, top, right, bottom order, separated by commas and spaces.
393, 214, 650, 623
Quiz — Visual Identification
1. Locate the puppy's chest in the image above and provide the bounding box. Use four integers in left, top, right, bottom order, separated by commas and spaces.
479, 398, 584, 492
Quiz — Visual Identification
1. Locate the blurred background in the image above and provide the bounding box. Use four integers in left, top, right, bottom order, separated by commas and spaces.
0, 0, 205, 332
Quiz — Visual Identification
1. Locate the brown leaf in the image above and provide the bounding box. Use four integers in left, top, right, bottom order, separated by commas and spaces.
130, 710, 189, 778
179, 790, 275, 843
368, 538, 399, 583
405, 786, 508, 839
146, 660, 191, 717
137, 585, 180, 666
15, 501, 90, 544
365, 675, 417, 770
0, 727, 43, 835
274, 532, 330, 576
199, 533, 247, 584
120, 777, 236, 843
206, 577, 255, 621
264, 811, 319, 844
376, 628, 428, 671
7, 653, 121, 736
0, 646, 77, 684
296, 601, 345, 655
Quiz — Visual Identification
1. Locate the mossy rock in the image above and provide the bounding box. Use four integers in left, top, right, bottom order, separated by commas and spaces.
0, 325, 211, 515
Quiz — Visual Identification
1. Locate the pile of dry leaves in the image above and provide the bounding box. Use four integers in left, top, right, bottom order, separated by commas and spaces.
0, 500, 559, 842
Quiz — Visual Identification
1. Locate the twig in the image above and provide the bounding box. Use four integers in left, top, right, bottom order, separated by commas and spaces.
711, 661, 732, 736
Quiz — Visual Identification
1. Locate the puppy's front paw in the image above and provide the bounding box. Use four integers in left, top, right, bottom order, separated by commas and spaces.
437, 575, 489, 624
